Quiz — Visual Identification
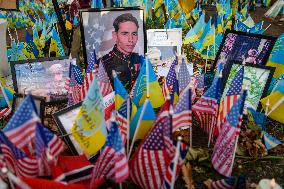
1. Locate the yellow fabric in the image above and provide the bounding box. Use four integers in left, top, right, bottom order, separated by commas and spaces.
261, 91, 284, 124
178, 0, 195, 14
65, 20, 73, 30
135, 120, 155, 140
22, 42, 35, 59
138, 81, 164, 108
266, 60, 284, 78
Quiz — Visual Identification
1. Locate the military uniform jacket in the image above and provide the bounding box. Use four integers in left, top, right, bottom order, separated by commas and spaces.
98, 45, 141, 92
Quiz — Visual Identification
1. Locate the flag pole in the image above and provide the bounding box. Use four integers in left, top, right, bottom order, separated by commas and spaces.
263, 24, 271, 33
170, 136, 182, 189
127, 99, 149, 160
146, 54, 150, 99
265, 99, 270, 116
189, 85, 193, 149
204, 45, 209, 74
267, 96, 284, 116
213, 25, 216, 59
126, 95, 131, 155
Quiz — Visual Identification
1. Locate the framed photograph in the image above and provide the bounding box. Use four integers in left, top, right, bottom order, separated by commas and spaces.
213, 30, 276, 73
222, 61, 275, 112
147, 28, 182, 77
0, 0, 19, 11
10, 57, 72, 102
53, 102, 83, 155
12, 94, 45, 122
80, 7, 146, 68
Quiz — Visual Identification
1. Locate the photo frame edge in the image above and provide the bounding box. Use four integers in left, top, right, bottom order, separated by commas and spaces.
52, 102, 82, 156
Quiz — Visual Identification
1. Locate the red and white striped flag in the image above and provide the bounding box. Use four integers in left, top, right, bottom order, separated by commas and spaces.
90, 121, 129, 187
0, 107, 11, 120
192, 74, 222, 135
212, 91, 246, 177
215, 66, 244, 137
0, 131, 38, 177
129, 100, 176, 189
96, 61, 113, 97
172, 87, 192, 132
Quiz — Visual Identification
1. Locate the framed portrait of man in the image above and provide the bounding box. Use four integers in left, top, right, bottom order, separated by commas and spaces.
80, 7, 146, 91
0, 0, 19, 11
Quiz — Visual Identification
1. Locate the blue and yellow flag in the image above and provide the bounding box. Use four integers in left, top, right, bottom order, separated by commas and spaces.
71, 77, 108, 157
183, 13, 205, 44
114, 73, 128, 110
132, 58, 164, 108
0, 80, 14, 108
192, 17, 212, 53
130, 99, 156, 140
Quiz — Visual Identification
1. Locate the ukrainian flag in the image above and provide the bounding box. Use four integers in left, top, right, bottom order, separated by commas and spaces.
132, 58, 164, 108
51, 28, 65, 56
130, 99, 156, 140
0, 80, 14, 108
114, 73, 128, 110
32, 26, 44, 58
192, 17, 212, 53
262, 131, 281, 150
183, 13, 205, 44
216, 14, 224, 33
71, 77, 107, 158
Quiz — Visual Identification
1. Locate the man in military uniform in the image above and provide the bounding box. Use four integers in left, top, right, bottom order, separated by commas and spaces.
98, 13, 141, 92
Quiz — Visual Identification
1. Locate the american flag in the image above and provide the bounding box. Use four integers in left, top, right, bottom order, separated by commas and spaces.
195, 74, 205, 89
211, 177, 235, 189
212, 91, 246, 177
0, 107, 11, 120
0, 130, 38, 177
215, 66, 244, 137
91, 121, 129, 185
192, 74, 222, 135
162, 57, 178, 98
3, 96, 40, 152
116, 99, 133, 144
178, 58, 191, 94
35, 123, 65, 176
86, 49, 97, 73
172, 87, 192, 132
68, 64, 84, 106
177, 58, 196, 103
161, 141, 188, 189
211, 175, 247, 189
129, 100, 175, 189
96, 61, 113, 97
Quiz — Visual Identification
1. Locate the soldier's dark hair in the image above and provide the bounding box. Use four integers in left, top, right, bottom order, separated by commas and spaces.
113, 13, 139, 32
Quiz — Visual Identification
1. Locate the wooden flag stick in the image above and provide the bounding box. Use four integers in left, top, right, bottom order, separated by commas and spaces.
170, 136, 182, 189
204, 45, 210, 74
267, 96, 284, 116
265, 99, 270, 116
263, 24, 271, 33
126, 95, 131, 155
271, 80, 280, 93
146, 54, 150, 98
128, 99, 149, 160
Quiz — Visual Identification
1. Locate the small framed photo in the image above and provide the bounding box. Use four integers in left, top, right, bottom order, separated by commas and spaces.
12, 94, 45, 122
10, 57, 72, 102
53, 102, 83, 155
213, 30, 276, 73
80, 7, 146, 67
147, 28, 182, 77
222, 61, 275, 112
0, 0, 19, 11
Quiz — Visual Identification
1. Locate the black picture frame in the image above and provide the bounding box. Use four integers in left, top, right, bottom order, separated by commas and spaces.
79, 7, 147, 69
10, 56, 72, 102
212, 30, 277, 75
53, 102, 82, 155
12, 93, 45, 122
221, 61, 275, 112
0, 0, 19, 11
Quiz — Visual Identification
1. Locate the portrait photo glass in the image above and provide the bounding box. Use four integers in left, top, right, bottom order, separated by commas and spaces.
80, 8, 145, 66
